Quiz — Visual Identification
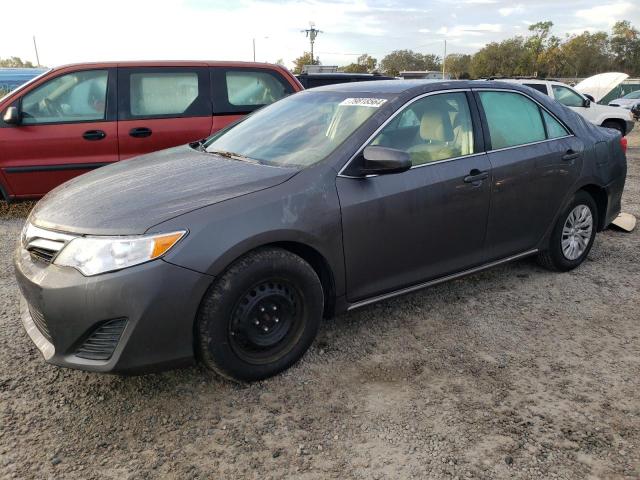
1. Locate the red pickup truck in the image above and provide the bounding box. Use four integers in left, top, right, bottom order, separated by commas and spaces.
0, 61, 302, 200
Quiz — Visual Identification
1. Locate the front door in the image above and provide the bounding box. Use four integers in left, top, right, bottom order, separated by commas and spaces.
117, 66, 213, 160
1, 68, 118, 197
336, 91, 492, 302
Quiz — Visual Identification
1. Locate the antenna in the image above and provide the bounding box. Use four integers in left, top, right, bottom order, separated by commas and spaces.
301, 22, 322, 65
33, 36, 41, 67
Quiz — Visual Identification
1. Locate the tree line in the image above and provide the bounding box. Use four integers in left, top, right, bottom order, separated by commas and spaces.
294, 20, 640, 79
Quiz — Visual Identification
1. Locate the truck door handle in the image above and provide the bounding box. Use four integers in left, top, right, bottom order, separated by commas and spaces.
562, 149, 580, 161
464, 169, 489, 183
129, 127, 152, 138
82, 130, 106, 141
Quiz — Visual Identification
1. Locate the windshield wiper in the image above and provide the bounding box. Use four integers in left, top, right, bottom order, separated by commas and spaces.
206, 149, 261, 164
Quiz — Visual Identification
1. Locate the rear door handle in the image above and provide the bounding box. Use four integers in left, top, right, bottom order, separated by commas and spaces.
129, 127, 152, 138
82, 130, 106, 141
464, 169, 489, 184
562, 149, 580, 161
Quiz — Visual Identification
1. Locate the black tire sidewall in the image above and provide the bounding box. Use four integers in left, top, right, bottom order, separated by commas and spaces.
197, 248, 323, 382
547, 191, 598, 271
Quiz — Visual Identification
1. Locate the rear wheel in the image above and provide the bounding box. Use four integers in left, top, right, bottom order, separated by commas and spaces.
537, 191, 598, 272
196, 248, 323, 382
602, 120, 624, 136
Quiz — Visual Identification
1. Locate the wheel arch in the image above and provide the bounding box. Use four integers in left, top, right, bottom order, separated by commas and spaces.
601, 118, 626, 135
578, 184, 608, 231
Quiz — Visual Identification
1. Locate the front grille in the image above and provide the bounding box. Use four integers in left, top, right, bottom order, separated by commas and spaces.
22, 223, 76, 265
28, 247, 56, 263
75, 319, 127, 361
28, 306, 52, 343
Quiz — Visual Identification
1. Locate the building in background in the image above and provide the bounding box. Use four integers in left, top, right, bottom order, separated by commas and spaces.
399, 71, 451, 80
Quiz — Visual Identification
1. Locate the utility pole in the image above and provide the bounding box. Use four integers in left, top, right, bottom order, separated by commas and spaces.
301, 22, 322, 65
442, 39, 446, 79
33, 36, 40, 67
253, 38, 256, 62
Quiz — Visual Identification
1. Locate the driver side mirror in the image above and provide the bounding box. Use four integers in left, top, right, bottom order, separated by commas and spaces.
358, 146, 411, 176
582, 94, 594, 107
3, 106, 21, 125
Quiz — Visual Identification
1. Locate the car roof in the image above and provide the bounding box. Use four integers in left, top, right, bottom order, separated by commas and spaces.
307, 79, 536, 95
49, 60, 288, 70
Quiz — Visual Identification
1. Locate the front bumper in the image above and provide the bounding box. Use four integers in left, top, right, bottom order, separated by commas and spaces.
15, 246, 212, 374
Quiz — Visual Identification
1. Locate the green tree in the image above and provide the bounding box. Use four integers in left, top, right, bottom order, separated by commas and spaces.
470, 37, 531, 77
379, 50, 441, 76
340, 53, 378, 73
0, 57, 35, 68
559, 31, 611, 77
525, 21, 554, 74
292, 52, 320, 74
444, 54, 471, 79
610, 21, 640, 75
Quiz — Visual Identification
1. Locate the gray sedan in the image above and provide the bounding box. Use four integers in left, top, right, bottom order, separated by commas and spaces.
15, 80, 627, 382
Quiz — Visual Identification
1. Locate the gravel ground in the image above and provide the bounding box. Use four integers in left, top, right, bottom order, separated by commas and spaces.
1, 129, 639, 480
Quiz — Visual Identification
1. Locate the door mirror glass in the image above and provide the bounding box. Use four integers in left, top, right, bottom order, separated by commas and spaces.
360, 146, 411, 175
582, 97, 591, 107
3, 106, 20, 124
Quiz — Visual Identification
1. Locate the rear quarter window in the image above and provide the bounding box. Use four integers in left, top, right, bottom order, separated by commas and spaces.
212, 68, 294, 115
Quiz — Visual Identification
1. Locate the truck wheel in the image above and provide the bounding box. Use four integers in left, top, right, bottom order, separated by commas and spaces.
537, 191, 598, 272
197, 247, 323, 382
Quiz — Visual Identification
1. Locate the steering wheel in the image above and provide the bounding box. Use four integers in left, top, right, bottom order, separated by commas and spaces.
42, 98, 64, 117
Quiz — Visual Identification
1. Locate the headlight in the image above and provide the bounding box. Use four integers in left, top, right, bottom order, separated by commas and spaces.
54, 231, 186, 276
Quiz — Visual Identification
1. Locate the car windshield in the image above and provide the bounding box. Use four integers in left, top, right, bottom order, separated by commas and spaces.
622, 90, 640, 99
203, 91, 389, 167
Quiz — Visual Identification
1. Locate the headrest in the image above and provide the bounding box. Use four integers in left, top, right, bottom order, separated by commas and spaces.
419, 109, 453, 142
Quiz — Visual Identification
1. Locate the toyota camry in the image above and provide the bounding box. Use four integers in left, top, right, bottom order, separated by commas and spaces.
15, 80, 627, 382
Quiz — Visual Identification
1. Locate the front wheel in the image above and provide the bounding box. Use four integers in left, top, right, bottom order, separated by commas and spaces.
537, 191, 598, 272
196, 248, 323, 382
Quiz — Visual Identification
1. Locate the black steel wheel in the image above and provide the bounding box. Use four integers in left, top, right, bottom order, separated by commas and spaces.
196, 248, 323, 382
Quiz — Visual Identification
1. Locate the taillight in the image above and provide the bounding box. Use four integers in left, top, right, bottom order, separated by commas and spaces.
620, 136, 628, 154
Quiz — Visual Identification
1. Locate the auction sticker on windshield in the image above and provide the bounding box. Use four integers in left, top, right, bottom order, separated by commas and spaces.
339, 98, 388, 107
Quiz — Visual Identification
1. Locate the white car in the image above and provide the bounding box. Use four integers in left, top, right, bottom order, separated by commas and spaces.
493, 78, 635, 136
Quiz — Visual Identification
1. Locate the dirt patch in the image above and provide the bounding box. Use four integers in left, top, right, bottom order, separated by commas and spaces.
1, 129, 639, 479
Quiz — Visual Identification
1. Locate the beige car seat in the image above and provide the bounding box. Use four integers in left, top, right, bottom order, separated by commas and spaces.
408, 107, 459, 165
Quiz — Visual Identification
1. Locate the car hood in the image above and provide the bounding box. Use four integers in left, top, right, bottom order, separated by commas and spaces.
30, 145, 298, 235
575, 72, 628, 102
609, 98, 637, 107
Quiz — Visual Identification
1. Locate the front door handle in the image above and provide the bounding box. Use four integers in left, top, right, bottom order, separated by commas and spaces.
464, 169, 489, 184
129, 127, 152, 138
82, 130, 106, 141
562, 149, 580, 161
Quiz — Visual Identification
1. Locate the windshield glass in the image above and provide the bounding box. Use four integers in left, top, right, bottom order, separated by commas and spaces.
622, 90, 640, 99
204, 91, 389, 167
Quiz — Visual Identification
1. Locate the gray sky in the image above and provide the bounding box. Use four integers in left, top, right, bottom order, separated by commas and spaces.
2, 0, 638, 69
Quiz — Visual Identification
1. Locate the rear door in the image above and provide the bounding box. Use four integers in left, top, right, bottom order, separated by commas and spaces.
117, 66, 212, 160
0, 68, 118, 197
337, 90, 492, 302
475, 89, 582, 260
210, 67, 296, 133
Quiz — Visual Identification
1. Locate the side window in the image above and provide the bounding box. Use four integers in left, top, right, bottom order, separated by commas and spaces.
479, 91, 546, 149
21, 70, 108, 124
523, 83, 549, 95
552, 85, 584, 107
371, 92, 474, 166
128, 70, 204, 117
542, 110, 569, 138
213, 68, 294, 114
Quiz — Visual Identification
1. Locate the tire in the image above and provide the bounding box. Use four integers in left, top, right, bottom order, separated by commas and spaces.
537, 191, 598, 272
602, 120, 625, 136
196, 247, 323, 382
